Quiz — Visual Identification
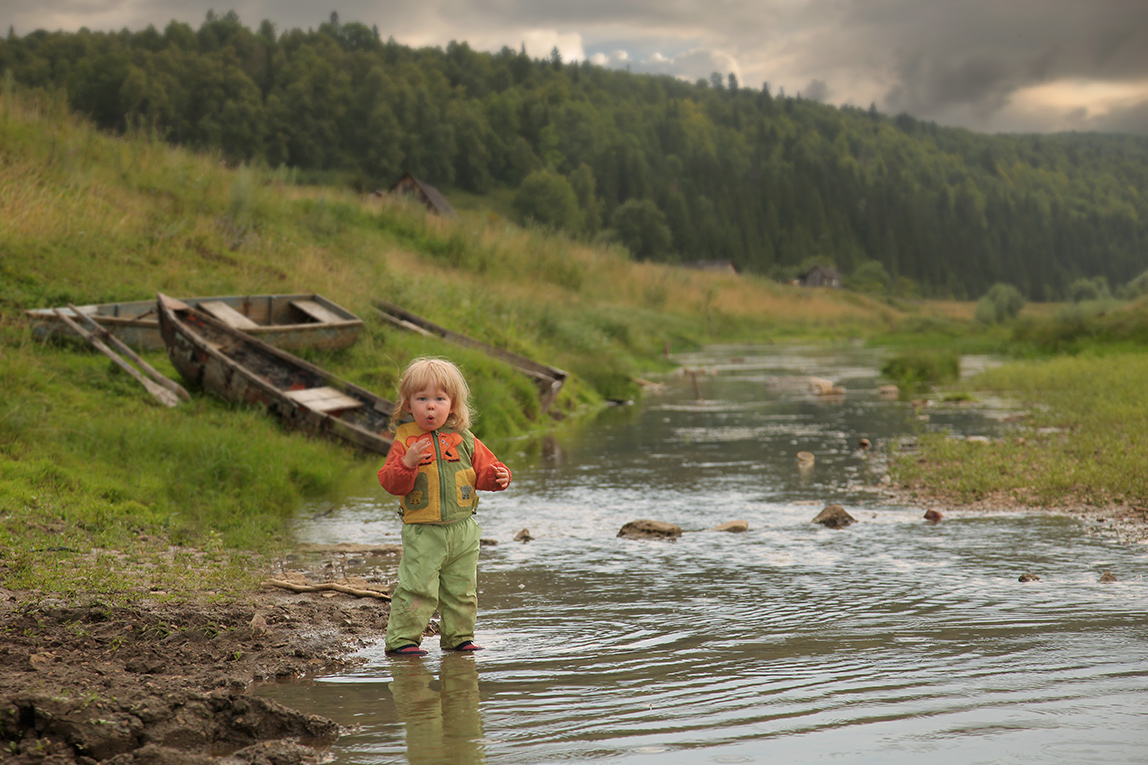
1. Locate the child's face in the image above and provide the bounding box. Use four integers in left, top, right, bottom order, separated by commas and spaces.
405, 384, 453, 431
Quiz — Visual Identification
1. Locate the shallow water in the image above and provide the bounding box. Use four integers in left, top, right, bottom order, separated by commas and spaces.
258, 344, 1148, 764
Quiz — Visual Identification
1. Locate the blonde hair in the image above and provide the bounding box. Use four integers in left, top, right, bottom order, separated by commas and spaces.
393, 357, 472, 431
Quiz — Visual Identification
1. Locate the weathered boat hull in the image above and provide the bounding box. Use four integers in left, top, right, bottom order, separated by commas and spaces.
157, 294, 393, 454
372, 298, 567, 414
28, 293, 363, 352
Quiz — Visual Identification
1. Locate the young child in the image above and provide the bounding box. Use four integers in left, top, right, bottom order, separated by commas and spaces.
379, 357, 512, 656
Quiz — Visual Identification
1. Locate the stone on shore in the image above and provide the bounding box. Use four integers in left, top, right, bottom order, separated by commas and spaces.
812, 504, 856, 528
710, 520, 749, 533
618, 520, 683, 539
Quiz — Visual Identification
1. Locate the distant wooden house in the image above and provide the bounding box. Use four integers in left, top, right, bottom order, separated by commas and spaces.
800, 265, 841, 288
682, 260, 739, 275
387, 172, 459, 219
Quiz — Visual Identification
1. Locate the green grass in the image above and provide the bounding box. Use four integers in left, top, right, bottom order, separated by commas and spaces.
890, 352, 1148, 506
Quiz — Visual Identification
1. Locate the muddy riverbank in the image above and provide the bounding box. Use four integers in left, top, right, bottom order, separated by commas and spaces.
0, 581, 390, 764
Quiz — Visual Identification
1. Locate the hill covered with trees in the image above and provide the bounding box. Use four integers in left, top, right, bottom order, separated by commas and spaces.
3, 11, 1147, 300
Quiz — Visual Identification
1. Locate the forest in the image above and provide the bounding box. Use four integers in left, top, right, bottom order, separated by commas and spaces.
3, 10, 1147, 300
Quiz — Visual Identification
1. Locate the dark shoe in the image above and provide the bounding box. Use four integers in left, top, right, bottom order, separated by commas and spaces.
450, 640, 484, 651
387, 644, 428, 656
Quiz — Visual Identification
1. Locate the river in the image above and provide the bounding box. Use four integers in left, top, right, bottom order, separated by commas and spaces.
257, 343, 1148, 764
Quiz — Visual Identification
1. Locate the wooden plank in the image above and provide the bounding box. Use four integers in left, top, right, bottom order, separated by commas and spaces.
52, 308, 181, 408
67, 303, 190, 402
283, 386, 363, 413
291, 299, 342, 324
198, 300, 260, 330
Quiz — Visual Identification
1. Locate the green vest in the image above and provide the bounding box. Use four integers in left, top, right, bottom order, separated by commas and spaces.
394, 423, 479, 524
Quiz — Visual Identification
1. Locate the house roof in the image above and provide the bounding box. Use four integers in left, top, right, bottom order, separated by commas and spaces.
388, 172, 459, 219
803, 265, 841, 279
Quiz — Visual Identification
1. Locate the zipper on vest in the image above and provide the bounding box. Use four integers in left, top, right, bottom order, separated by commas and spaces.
432, 431, 447, 516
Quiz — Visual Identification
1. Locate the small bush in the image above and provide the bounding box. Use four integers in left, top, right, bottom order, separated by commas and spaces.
1068, 276, 1110, 303
975, 283, 1026, 324
881, 350, 960, 391
846, 261, 893, 295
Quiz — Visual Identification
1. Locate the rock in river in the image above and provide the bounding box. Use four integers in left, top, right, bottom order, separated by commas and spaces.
618, 520, 683, 539
812, 504, 856, 529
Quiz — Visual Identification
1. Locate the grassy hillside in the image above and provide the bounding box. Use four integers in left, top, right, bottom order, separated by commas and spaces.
1, 88, 926, 595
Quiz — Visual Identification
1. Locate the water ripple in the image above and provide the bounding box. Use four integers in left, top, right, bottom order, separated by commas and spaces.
267, 345, 1148, 764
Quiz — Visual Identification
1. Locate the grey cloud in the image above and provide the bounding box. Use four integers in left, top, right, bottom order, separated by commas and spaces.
800, 79, 830, 103
884, 53, 1014, 118
828, 0, 1148, 126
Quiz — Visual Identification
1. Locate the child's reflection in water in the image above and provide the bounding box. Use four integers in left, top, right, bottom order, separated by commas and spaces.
389, 654, 486, 765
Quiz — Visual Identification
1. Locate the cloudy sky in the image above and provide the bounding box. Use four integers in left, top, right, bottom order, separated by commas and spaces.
7, 0, 1148, 135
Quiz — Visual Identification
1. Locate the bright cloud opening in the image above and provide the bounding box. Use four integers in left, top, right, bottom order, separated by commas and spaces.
1015, 78, 1148, 118
519, 30, 586, 63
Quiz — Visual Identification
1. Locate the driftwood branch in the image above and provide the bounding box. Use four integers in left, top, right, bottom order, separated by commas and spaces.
67, 303, 191, 402
52, 308, 181, 408
261, 578, 392, 601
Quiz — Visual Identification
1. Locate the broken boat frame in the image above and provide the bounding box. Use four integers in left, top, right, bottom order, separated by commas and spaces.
29, 293, 364, 352
372, 298, 567, 415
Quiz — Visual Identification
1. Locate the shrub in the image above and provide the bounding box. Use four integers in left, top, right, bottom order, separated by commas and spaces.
881, 350, 960, 391
513, 170, 582, 232
975, 282, 1026, 324
609, 199, 672, 261
1068, 276, 1110, 303
846, 261, 892, 295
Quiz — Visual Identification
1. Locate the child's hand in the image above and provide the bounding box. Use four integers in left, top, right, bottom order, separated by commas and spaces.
402, 437, 433, 468
492, 465, 511, 489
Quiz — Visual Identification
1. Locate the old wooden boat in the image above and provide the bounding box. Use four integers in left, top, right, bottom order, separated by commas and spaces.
28, 293, 363, 352
157, 294, 394, 454
373, 298, 567, 415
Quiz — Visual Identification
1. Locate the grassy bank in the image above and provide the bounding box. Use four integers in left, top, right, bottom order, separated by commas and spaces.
885, 296, 1148, 511
891, 348, 1148, 509
1, 88, 913, 598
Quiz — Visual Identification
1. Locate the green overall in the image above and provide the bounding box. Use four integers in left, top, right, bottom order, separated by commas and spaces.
386, 517, 482, 651
385, 423, 483, 651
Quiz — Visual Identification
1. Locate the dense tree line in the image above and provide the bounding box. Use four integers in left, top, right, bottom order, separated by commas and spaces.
3, 11, 1147, 299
